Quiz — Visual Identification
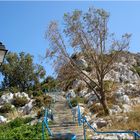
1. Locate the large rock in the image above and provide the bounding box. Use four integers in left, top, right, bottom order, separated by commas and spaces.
84, 92, 97, 102
15, 92, 30, 100
0, 115, 7, 123
0, 93, 14, 104
115, 87, 125, 98
115, 88, 130, 104
124, 83, 140, 96
79, 88, 88, 97
131, 97, 140, 105
110, 105, 122, 115
66, 89, 76, 98
21, 99, 34, 114
91, 123, 98, 130
122, 104, 132, 113
95, 118, 108, 128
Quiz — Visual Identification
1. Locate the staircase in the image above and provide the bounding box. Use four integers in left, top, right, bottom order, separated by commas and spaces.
48, 98, 84, 139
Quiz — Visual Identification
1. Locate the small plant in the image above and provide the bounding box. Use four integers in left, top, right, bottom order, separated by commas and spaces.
34, 95, 52, 108
70, 96, 86, 107
0, 103, 12, 113
9, 117, 33, 128
12, 96, 28, 107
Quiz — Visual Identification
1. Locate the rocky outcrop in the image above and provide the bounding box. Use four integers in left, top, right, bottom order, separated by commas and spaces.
0, 93, 14, 104
104, 62, 139, 83
21, 99, 35, 115
0, 115, 7, 123
15, 92, 30, 101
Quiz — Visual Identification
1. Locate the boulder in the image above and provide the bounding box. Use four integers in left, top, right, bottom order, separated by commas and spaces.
110, 105, 122, 115
115, 88, 130, 104
91, 123, 97, 130
124, 83, 140, 96
0, 115, 7, 123
117, 133, 133, 140
84, 92, 97, 102
131, 97, 140, 105
15, 92, 30, 100
95, 118, 108, 128
115, 87, 125, 98
21, 99, 34, 114
66, 89, 76, 98
0, 93, 14, 104
122, 104, 132, 113
120, 95, 130, 104
79, 88, 88, 97
87, 100, 94, 107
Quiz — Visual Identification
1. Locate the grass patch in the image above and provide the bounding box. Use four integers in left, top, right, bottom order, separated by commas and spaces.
107, 105, 140, 131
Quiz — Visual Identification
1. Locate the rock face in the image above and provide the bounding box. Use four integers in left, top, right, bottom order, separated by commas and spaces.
0, 115, 7, 123
104, 62, 139, 82
0, 93, 13, 104
21, 99, 34, 115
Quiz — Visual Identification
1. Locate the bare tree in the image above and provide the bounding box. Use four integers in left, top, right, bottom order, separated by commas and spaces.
46, 7, 131, 115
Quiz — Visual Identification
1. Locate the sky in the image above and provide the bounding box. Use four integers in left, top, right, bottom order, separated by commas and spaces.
0, 1, 140, 77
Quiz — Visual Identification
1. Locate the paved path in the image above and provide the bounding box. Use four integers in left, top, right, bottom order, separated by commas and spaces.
49, 97, 84, 139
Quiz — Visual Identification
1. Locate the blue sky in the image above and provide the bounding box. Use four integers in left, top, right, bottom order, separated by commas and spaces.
0, 1, 140, 76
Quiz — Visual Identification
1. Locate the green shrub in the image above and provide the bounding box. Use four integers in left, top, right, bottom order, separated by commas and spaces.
134, 66, 140, 76
9, 118, 24, 128
10, 87, 19, 93
33, 90, 44, 97
12, 96, 28, 107
0, 103, 12, 113
35, 95, 52, 108
70, 96, 86, 107
9, 117, 33, 128
34, 96, 44, 108
0, 122, 49, 140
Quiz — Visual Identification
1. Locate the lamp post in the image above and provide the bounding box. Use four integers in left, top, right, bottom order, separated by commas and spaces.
0, 42, 8, 66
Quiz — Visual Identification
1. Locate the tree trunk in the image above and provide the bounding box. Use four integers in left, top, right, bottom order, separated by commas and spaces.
100, 95, 110, 115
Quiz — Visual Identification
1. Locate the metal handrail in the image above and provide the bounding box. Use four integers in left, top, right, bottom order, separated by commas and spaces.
77, 104, 140, 140
42, 108, 53, 140
66, 95, 76, 122
66, 95, 140, 140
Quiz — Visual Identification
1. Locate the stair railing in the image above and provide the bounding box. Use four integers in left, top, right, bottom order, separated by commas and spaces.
77, 104, 140, 140
66, 95, 76, 122
42, 108, 53, 140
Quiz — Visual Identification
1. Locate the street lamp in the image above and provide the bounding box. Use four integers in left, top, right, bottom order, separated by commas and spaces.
0, 42, 8, 66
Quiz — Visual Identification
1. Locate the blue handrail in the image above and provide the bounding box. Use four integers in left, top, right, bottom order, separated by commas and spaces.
42, 108, 53, 140
66, 95, 140, 140
77, 104, 140, 140
66, 95, 76, 122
